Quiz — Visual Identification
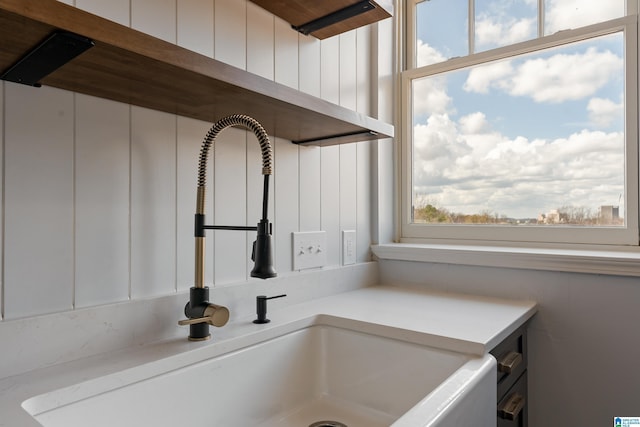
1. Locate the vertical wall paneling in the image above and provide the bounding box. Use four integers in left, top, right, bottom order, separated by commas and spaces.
380, 17, 396, 243
376, 19, 394, 124
339, 31, 357, 111
247, 2, 274, 80
356, 26, 372, 116
177, 0, 215, 58
274, 17, 299, 89
297, 31, 322, 236
274, 137, 299, 273
339, 144, 357, 259
246, 129, 275, 278
1, 1, 380, 319
370, 22, 381, 245
75, 95, 130, 308
320, 37, 340, 104
75, 0, 130, 26
320, 146, 341, 267
214, 0, 247, 69
356, 27, 372, 260
131, 0, 177, 44
4, 85, 74, 319
339, 31, 358, 263
130, 107, 177, 298
213, 127, 247, 284
298, 35, 321, 97
298, 146, 321, 232
374, 137, 395, 244
373, 19, 396, 245
177, 116, 214, 291
356, 142, 372, 262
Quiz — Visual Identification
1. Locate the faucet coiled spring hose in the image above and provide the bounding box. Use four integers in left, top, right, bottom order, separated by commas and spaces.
196, 114, 274, 219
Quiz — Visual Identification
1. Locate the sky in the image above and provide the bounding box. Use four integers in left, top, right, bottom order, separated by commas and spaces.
412, 0, 627, 220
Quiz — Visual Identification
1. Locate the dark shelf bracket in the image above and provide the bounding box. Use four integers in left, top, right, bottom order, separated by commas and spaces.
293, 130, 380, 146
1, 31, 94, 87
292, 0, 376, 36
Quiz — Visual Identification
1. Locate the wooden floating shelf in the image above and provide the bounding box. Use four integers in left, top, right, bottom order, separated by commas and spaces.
0, 0, 393, 146
250, 0, 393, 40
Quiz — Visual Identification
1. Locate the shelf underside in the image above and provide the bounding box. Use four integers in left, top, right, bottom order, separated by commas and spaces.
249, 0, 392, 40
0, 0, 393, 146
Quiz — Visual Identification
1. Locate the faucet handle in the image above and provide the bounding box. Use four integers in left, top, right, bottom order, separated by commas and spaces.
178, 303, 229, 327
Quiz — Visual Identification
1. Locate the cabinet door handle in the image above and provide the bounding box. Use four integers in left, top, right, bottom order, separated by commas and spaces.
498, 392, 525, 420
498, 351, 522, 374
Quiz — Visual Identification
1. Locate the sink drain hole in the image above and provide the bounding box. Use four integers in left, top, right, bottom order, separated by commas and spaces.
309, 422, 348, 427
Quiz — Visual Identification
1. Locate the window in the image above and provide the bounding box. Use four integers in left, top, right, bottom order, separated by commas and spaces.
401, 0, 638, 247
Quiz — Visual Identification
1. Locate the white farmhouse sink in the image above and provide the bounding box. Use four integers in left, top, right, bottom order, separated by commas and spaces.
23, 320, 496, 427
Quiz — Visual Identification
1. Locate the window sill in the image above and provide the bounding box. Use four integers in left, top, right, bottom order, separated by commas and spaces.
371, 243, 640, 277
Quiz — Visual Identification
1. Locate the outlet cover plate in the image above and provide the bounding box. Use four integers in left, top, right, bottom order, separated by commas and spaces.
292, 231, 327, 270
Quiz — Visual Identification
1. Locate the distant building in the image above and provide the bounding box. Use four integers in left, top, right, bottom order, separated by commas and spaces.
599, 205, 619, 224
538, 209, 561, 224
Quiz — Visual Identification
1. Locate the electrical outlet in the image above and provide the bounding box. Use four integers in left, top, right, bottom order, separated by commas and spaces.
292, 231, 326, 270
342, 230, 356, 265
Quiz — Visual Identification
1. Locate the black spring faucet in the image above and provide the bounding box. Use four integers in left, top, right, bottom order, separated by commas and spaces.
179, 115, 277, 341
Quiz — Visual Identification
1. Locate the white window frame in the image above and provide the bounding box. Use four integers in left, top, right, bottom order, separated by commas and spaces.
398, 1, 640, 251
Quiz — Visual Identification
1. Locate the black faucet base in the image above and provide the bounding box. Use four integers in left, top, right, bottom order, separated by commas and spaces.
186, 286, 211, 341
188, 326, 211, 341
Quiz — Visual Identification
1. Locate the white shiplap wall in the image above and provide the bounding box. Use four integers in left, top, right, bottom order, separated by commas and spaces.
0, 0, 380, 320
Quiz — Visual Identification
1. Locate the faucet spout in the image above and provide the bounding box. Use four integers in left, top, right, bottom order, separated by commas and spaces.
181, 114, 277, 341
195, 114, 276, 284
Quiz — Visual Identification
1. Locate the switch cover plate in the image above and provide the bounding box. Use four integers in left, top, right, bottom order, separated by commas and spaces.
342, 230, 356, 265
292, 231, 327, 270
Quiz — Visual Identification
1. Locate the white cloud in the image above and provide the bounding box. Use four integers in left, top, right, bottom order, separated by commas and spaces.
475, 15, 536, 49
464, 47, 623, 103
413, 75, 453, 116
416, 39, 447, 67
587, 97, 623, 128
506, 47, 622, 102
414, 114, 465, 162
413, 114, 471, 189
464, 61, 513, 94
413, 114, 624, 217
546, 0, 624, 34
459, 112, 490, 134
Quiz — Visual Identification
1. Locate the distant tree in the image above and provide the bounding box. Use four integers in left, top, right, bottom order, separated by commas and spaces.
558, 205, 597, 225
414, 201, 611, 226
414, 204, 450, 223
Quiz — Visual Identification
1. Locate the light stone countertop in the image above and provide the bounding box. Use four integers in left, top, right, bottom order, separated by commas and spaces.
0, 285, 536, 427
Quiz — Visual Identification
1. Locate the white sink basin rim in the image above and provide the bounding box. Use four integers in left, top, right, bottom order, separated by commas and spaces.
23, 317, 496, 427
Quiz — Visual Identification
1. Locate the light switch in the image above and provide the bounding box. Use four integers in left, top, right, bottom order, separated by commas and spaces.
292, 231, 327, 270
